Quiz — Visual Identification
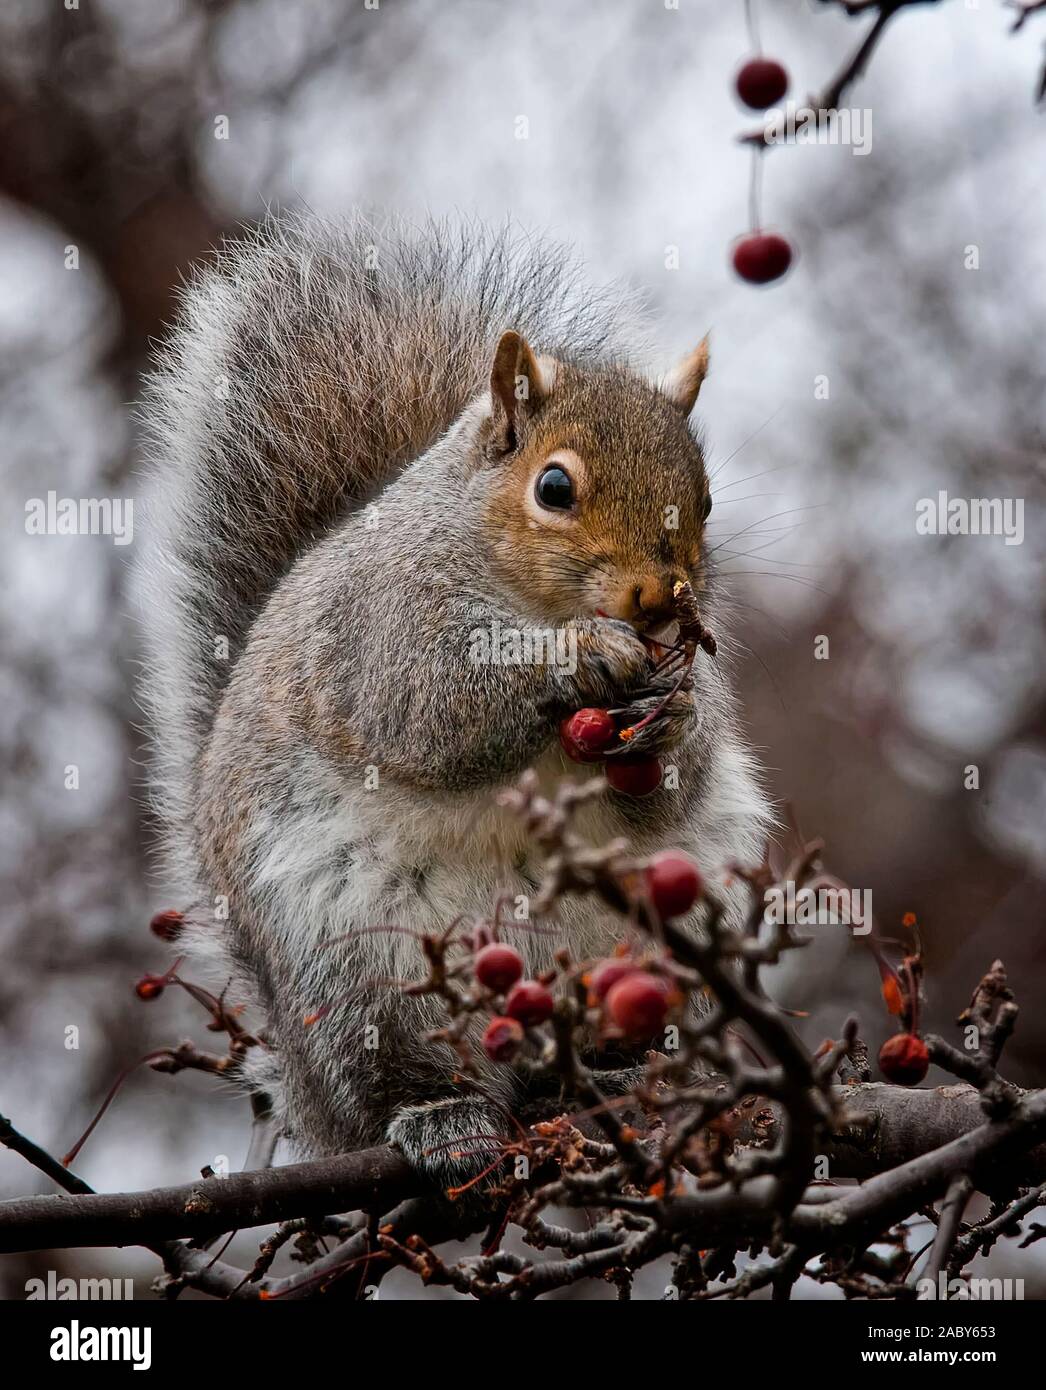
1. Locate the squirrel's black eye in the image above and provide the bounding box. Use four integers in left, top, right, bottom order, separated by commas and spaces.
535, 466, 574, 511
702, 493, 713, 520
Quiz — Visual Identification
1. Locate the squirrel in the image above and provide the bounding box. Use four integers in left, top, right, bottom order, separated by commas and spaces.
137, 212, 771, 1204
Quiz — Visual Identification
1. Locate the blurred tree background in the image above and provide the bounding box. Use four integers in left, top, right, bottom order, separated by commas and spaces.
0, 0, 1043, 1297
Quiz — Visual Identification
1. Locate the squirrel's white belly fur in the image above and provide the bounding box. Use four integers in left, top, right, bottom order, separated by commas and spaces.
235, 740, 762, 994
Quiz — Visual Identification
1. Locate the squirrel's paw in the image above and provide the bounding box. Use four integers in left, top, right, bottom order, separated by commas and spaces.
611, 683, 696, 756
569, 618, 652, 705
386, 1097, 510, 1227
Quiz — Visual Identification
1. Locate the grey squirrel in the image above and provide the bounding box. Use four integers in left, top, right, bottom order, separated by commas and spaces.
137, 212, 770, 1202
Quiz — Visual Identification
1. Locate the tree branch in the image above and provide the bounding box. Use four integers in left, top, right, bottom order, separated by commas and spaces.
3, 1081, 1044, 1255
0, 1146, 416, 1254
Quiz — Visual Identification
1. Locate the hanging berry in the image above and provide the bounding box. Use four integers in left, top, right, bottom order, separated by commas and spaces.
732, 232, 793, 285
731, 2, 793, 287
736, 57, 789, 110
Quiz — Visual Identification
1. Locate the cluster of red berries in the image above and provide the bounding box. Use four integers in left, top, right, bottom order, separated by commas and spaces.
559, 706, 662, 797
589, 961, 673, 1039
732, 57, 794, 287
475, 943, 555, 1061
132, 910, 187, 1000
478, 850, 703, 1061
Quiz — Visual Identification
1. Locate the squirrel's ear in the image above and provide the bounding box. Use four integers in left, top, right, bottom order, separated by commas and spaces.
659, 334, 710, 416
489, 330, 548, 452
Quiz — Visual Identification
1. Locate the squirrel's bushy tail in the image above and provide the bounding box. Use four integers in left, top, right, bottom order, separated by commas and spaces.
136, 211, 643, 880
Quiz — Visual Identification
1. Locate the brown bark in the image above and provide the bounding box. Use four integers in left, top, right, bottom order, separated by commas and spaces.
3, 1082, 1044, 1255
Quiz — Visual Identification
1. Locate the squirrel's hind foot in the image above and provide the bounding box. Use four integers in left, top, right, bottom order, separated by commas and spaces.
386, 1096, 513, 1228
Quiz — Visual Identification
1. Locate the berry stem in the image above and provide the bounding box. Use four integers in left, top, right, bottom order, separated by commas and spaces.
903, 958, 921, 1036
744, 0, 761, 55
62, 1051, 177, 1167
619, 660, 693, 742
748, 145, 764, 234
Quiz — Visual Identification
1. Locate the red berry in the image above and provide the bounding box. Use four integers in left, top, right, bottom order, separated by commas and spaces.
735, 57, 789, 110
483, 1015, 524, 1062
645, 851, 703, 920
732, 233, 793, 286
878, 1033, 929, 1086
135, 975, 165, 1001
474, 943, 524, 992
560, 707, 617, 763
605, 756, 662, 797
149, 909, 184, 942
605, 973, 670, 1039
587, 959, 638, 1005
505, 980, 554, 1026
558, 721, 590, 763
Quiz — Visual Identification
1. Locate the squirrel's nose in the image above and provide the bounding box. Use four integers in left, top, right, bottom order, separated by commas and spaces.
636, 575, 676, 621
606, 574, 677, 627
